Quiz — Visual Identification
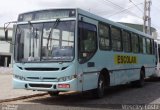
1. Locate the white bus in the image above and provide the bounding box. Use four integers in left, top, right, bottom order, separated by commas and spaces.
5, 8, 156, 98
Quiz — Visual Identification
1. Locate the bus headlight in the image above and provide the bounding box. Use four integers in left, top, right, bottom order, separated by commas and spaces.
13, 74, 25, 80
58, 75, 77, 82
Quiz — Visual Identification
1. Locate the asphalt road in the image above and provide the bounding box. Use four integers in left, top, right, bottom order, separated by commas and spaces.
2, 78, 160, 110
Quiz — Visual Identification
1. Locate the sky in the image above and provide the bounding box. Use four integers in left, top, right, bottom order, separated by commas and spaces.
1, 0, 160, 36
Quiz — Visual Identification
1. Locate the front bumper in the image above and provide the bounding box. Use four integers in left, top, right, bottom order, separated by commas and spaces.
13, 77, 78, 92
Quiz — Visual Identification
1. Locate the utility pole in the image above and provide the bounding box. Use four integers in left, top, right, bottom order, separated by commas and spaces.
143, 0, 152, 35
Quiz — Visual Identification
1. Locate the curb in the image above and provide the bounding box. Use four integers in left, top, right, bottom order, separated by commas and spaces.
0, 93, 48, 103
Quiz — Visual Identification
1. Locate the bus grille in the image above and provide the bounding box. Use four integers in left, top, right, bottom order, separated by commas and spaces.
24, 68, 59, 71
29, 84, 52, 88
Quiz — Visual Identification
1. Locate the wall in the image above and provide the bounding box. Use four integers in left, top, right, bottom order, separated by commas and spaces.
0, 28, 13, 67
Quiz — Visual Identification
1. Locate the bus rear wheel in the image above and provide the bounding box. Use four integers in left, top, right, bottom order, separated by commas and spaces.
132, 70, 145, 87
138, 70, 145, 87
48, 91, 59, 96
92, 74, 105, 98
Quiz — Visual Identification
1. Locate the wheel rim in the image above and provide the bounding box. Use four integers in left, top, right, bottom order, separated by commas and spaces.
98, 77, 104, 96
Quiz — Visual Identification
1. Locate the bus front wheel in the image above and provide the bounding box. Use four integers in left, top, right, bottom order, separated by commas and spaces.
92, 74, 105, 98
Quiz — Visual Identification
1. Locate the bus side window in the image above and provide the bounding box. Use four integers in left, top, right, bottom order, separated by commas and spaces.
122, 30, 131, 52
151, 40, 154, 54
131, 33, 139, 53
139, 36, 143, 53
143, 37, 146, 54
146, 38, 151, 54
99, 23, 110, 50
111, 27, 122, 51
78, 21, 97, 63
150, 39, 153, 54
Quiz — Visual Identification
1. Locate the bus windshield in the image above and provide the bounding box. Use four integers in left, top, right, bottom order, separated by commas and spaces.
15, 21, 75, 62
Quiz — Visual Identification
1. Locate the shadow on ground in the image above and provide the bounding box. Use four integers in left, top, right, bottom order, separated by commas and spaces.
22, 78, 160, 109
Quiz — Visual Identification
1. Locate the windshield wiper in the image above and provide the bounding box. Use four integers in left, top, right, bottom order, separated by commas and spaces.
46, 18, 60, 50
28, 21, 38, 58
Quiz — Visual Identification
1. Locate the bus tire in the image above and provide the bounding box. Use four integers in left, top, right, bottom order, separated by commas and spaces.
133, 70, 145, 87
92, 74, 105, 98
48, 91, 59, 96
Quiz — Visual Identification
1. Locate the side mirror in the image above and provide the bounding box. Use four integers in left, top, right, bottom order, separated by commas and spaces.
5, 29, 8, 41
4, 21, 17, 41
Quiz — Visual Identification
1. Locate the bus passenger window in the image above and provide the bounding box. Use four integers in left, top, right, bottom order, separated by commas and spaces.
99, 23, 110, 50
131, 34, 139, 53
146, 38, 152, 54
122, 31, 131, 52
78, 21, 97, 63
139, 36, 143, 53
111, 27, 122, 51
151, 40, 154, 54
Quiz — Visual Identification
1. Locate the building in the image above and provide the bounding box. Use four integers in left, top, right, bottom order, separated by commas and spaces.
0, 27, 12, 67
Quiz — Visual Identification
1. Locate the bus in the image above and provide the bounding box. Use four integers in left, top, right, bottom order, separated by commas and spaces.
5, 8, 156, 98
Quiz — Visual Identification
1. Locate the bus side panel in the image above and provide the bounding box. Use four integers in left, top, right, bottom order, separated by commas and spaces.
143, 55, 156, 77
112, 69, 140, 85
82, 72, 99, 91
113, 70, 128, 85
145, 67, 155, 77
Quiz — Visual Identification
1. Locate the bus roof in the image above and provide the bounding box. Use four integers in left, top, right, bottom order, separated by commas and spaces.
77, 8, 153, 39
18, 8, 153, 39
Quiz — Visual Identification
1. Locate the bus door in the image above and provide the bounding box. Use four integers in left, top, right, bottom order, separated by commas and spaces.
78, 15, 99, 91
